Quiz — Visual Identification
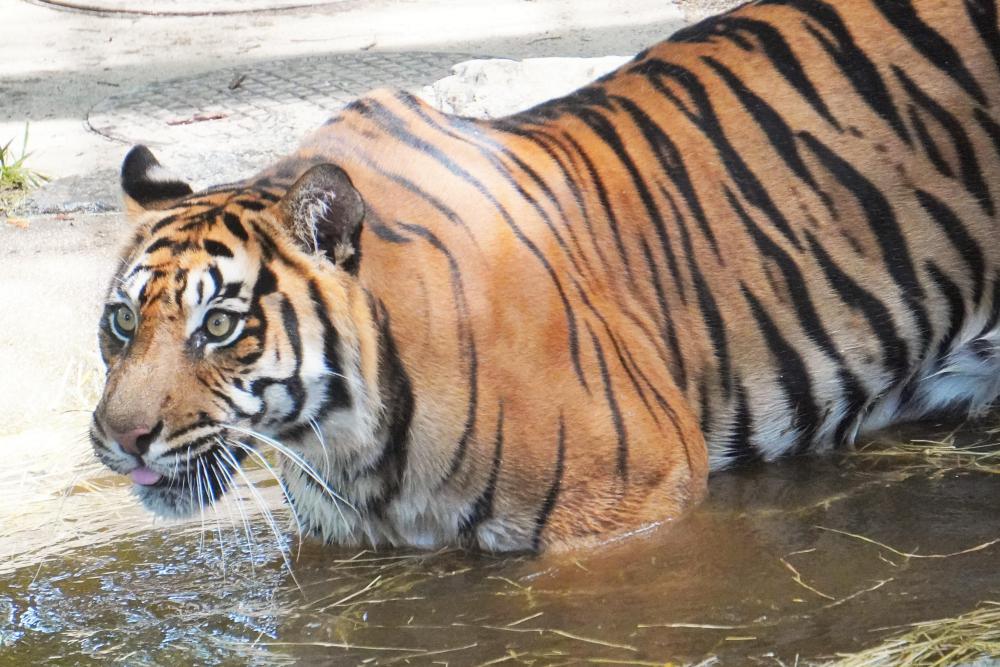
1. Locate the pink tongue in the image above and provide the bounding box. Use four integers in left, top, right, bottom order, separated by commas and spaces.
129, 466, 162, 486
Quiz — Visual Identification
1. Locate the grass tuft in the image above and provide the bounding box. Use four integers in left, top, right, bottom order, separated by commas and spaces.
0, 124, 48, 215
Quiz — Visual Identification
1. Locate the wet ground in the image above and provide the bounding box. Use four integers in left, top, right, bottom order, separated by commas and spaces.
2, 418, 997, 665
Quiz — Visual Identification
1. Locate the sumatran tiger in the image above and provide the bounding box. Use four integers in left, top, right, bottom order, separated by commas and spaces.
90, 0, 1000, 552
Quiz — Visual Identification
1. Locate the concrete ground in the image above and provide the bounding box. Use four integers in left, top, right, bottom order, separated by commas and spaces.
2, 0, 710, 186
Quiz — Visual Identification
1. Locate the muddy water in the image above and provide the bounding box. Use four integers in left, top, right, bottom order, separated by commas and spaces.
1, 419, 998, 665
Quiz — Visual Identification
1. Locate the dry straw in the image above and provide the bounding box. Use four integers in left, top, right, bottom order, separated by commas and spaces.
828, 601, 1000, 667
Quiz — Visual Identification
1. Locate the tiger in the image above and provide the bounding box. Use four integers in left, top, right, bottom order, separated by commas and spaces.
90, 0, 1000, 552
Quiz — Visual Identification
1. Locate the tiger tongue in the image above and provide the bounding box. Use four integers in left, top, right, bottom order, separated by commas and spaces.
129, 466, 162, 486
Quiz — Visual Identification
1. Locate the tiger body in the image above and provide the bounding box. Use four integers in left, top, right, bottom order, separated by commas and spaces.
92, 0, 1000, 552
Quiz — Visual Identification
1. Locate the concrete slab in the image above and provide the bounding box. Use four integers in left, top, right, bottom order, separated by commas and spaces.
1, 0, 691, 206
33, 0, 344, 16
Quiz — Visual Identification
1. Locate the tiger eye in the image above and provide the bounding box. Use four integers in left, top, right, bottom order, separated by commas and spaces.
114, 305, 136, 335
205, 310, 236, 340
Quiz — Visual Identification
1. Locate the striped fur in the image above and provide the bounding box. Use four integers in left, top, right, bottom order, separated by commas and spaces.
93, 0, 1000, 551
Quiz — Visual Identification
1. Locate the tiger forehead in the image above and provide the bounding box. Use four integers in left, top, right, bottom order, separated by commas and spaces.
141, 197, 266, 241
128, 199, 272, 264
118, 205, 269, 309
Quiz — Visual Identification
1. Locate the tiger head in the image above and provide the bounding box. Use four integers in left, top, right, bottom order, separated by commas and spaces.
90, 146, 382, 519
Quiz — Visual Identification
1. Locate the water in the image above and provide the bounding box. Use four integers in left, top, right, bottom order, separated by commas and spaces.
2, 418, 998, 665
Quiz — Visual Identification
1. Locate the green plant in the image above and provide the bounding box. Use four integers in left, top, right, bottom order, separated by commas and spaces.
0, 124, 48, 214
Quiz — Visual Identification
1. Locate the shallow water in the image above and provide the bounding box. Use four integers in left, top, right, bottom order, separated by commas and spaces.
2, 419, 998, 665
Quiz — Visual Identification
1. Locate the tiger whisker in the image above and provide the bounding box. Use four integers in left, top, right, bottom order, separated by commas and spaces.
225, 438, 307, 542
202, 459, 228, 578
308, 417, 332, 481
195, 458, 208, 555
213, 449, 260, 577
211, 450, 245, 570
185, 455, 195, 540
318, 368, 365, 392
224, 424, 357, 517
217, 446, 303, 591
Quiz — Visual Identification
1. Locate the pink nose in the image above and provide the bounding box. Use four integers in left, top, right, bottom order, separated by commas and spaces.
110, 426, 152, 456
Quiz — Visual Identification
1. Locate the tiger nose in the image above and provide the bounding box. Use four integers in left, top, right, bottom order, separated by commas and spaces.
110, 426, 153, 456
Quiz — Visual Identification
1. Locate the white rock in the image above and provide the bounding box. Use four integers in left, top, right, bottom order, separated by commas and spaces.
419, 56, 633, 119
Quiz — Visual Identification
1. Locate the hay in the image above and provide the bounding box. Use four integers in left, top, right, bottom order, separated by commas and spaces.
855, 431, 1000, 476
828, 601, 1000, 666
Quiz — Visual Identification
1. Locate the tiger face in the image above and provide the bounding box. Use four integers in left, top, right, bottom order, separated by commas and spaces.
90, 146, 379, 519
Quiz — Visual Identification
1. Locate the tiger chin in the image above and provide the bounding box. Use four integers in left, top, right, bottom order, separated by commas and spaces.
93, 0, 1000, 553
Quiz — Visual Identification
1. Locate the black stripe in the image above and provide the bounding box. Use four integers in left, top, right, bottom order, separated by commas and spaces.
279, 297, 306, 423
698, 375, 713, 435
393, 222, 479, 482
585, 322, 628, 480
235, 199, 268, 212
914, 189, 985, 306
723, 186, 868, 434
741, 284, 819, 452
144, 237, 174, 255
661, 187, 733, 401
873, 0, 987, 106
926, 262, 967, 360
798, 131, 931, 355
727, 380, 757, 463
704, 56, 837, 217
559, 130, 639, 285
639, 236, 688, 391
562, 117, 690, 303
207, 265, 224, 302
150, 214, 179, 235
494, 123, 619, 281
178, 208, 220, 232
966, 0, 1000, 79
172, 267, 188, 306
629, 60, 802, 250
306, 281, 351, 419
166, 418, 216, 442
617, 339, 686, 438
169, 240, 197, 256
804, 230, 910, 385
222, 282, 242, 300
253, 263, 277, 297
765, 0, 911, 145
368, 301, 414, 515
460, 402, 504, 538
974, 108, 1000, 161
402, 96, 596, 286
222, 211, 249, 241
606, 333, 661, 427
531, 416, 566, 552
204, 239, 234, 258
907, 104, 955, 178
584, 96, 722, 258
677, 16, 841, 130
208, 385, 253, 420
894, 66, 994, 217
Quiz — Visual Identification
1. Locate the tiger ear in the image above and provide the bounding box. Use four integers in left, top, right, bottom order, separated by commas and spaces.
120, 145, 193, 214
277, 163, 366, 274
